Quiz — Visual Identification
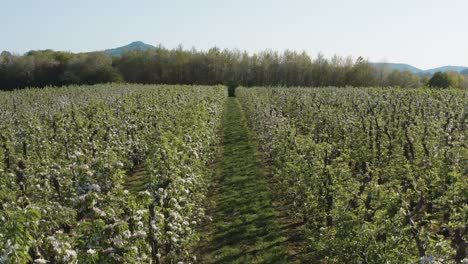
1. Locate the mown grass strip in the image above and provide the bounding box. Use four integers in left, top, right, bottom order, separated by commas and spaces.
199, 98, 288, 263
125, 163, 148, 193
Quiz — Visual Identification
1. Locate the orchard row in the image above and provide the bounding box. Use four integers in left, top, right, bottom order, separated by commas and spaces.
0, 85, 225, 263
238, 87, 467, 263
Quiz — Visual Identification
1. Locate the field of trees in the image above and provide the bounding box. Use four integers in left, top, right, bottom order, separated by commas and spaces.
0, 84, 466, 263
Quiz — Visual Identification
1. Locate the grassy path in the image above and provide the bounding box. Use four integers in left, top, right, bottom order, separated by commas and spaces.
197, 98, 288, 263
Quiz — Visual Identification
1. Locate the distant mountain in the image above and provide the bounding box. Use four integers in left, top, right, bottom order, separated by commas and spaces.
372, 63, 422, 74
371, 62, 468, 75
105, 41, 156, 56
423, 66, 468, 75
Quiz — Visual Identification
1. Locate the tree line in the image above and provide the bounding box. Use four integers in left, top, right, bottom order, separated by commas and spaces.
0, 46, 466, 90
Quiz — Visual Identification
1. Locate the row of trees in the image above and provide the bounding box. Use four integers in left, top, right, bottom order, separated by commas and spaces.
0, 47, 466, 90
0, 50, 121, 90
461, 69, 468, 88
428, 71, 465, 89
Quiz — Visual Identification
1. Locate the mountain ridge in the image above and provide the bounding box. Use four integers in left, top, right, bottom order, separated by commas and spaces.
371, 62, 468, 75
104, 41, 156, 56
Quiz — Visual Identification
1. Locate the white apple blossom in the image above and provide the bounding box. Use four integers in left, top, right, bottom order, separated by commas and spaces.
64, 249, 77, 262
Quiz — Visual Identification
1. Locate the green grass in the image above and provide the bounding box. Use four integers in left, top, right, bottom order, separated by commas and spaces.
198, 98, 288, 263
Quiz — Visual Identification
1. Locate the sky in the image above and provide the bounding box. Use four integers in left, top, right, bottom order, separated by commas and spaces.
1, 0, 467, 69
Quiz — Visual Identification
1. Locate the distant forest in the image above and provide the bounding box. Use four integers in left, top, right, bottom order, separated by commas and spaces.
0, 47, 467, 90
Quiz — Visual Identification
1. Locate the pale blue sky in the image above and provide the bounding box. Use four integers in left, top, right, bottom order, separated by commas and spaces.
1, 0, 467, 69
